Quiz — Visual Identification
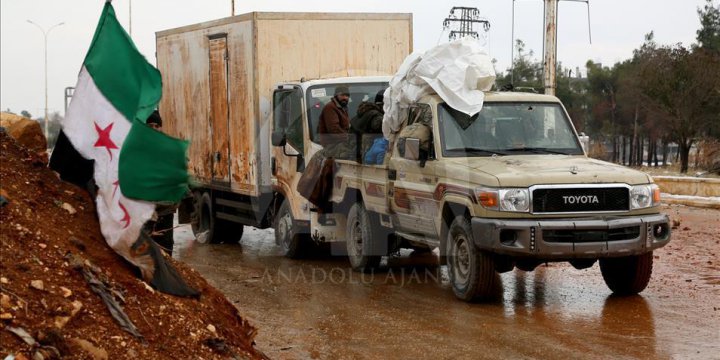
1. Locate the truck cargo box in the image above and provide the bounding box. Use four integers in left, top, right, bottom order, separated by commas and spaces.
156, 12, 412, 197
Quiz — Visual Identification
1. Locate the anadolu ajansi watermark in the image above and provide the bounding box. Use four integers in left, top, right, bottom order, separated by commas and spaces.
260, 266, 444, 287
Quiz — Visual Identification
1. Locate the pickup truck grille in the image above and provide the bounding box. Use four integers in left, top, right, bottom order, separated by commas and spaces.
532, 187, 629, 213
543, 226, 641, 243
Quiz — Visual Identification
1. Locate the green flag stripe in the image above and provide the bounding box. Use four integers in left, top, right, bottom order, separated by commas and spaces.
119, 120, 190, 202
84, 2, 161, 123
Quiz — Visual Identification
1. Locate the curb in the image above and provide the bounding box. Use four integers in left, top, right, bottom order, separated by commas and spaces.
661, 196, 720, 210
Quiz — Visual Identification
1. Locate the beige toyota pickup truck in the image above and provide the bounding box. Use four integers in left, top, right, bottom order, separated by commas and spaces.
327, 91, 671, 302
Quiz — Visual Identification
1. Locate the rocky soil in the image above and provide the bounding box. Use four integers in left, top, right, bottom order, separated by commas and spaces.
0, 130, 267, 359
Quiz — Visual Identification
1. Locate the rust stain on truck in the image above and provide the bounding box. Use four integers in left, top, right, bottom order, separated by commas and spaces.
157, 12, 411, 203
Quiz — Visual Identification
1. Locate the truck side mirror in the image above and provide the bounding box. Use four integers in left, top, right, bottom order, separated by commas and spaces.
403, 138, 421, 161
271, 131, 286, 147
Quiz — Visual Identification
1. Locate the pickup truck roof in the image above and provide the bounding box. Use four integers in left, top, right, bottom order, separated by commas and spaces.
420, 91, 562, 105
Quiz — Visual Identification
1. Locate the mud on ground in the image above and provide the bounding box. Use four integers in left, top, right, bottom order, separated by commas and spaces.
174, 204, 720, 359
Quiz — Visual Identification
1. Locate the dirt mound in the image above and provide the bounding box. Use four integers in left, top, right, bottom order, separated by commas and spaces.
0, 112, 46, 155
0, 130, 266, 359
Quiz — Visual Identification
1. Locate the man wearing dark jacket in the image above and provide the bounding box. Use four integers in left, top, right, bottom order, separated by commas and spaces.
317, 85, 350, 147
351, 89, 386, 161
351, 89, 385, 134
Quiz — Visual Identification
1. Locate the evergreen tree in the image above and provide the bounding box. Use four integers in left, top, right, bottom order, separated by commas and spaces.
696, 0, 720, 52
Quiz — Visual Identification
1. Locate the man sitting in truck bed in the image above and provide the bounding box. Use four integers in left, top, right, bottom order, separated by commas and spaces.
317, 85, 362, 161
351, 89, 386, 162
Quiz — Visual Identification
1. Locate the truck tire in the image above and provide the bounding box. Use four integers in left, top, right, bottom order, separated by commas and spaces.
346, 202, 382, 272
215, 220, 244, 244
191, 192, 243, 244
600, 252, 653, 295
447, 216, 499, 302
275, 199, 305, 259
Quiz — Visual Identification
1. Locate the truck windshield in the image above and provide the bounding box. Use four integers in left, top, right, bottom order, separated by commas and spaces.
438, 102, 584, 157
306, 82, 388, 143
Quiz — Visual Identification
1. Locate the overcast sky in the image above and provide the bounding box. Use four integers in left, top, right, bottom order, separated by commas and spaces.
0, 0, 708, 118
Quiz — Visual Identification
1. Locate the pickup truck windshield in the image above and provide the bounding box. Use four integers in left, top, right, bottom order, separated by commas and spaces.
439, 102, 584, 157
306, 83, 388, 143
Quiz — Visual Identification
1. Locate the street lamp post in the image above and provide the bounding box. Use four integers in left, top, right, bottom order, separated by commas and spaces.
27, 20, 64, 141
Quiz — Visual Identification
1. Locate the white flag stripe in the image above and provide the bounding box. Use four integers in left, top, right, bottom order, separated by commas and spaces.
63, 67, 154, 256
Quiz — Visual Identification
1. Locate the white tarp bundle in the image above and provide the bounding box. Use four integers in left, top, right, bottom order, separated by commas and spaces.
382, 37, 496, 138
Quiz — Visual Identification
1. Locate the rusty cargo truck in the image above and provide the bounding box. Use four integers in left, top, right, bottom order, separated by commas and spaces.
155, 13, 411, 250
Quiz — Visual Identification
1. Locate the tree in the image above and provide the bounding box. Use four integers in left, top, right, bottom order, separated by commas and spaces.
636, 44, 720, 173
556, 63, 589, 133
586, 61, 622, 161
496, 39, 543, 91
696, 0, 720, 139
696, 0, 720, 53
41, 112, 63, 149
20, 110, 32, 119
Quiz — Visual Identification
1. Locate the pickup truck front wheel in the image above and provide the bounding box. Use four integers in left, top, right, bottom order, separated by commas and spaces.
346, 203, 382, 272
600, 252, 653, 295
447, 216, 500, 302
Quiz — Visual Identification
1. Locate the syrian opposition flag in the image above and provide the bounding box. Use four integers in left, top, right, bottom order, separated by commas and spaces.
50, 1, 196, 297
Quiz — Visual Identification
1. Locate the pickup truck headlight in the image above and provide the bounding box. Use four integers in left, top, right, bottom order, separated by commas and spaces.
630, 184, 661, 209
476, 188, 530, 212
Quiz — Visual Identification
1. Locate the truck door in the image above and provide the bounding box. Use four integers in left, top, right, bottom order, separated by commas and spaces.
208, 35, 230, 184
389, 104, 440, 237
272, 87, 305, 195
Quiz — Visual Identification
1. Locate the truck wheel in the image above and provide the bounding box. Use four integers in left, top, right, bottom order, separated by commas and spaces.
215, 220, 244, 244
275, 199, 305, 259
191, 192, 243, 244
600, 252, 653, 295
447, 216, 499, 302
346, 202, 382, 272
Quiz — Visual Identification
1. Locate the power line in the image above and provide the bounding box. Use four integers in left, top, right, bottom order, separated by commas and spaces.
442, 7, 490, 42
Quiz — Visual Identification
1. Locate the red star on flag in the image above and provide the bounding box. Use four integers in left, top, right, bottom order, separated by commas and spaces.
94, 122, 118, 160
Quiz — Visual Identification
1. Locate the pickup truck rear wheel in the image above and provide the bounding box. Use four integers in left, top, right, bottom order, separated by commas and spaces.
447, 216, 500, 302
346, 202, 382, 272
600, 252, 653, 295
275, 199, 305, 259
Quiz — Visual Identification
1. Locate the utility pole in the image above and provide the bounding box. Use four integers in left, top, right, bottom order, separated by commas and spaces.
129, 0, 132, 37
27, 20, 64, 141
231, 0, 235, 16
543, 0, 558, 96
512, 0, 591, 95
442, 7, 490, 42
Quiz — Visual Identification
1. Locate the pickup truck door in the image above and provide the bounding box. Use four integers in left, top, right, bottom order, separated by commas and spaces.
388, 104, 439, 237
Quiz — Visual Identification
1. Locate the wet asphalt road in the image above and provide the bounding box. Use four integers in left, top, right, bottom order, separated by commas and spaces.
173, 204, 719, 359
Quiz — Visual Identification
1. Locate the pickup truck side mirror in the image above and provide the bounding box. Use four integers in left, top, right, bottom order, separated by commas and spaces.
271, 131, 286, 147
403, 138, 421, 161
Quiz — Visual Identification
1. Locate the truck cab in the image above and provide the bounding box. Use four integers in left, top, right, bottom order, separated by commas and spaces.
270, 77, 390, 256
